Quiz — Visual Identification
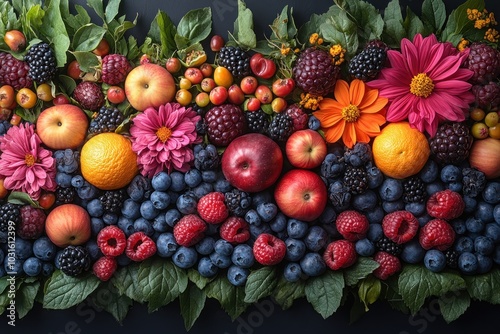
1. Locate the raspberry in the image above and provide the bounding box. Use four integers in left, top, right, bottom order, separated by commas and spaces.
285, 104, 308, 131
16, 205, 46, 239
372, 251, 401, 280
97, 225, 127, 257
101, 54, 132, 85
219, 216, 250, 244
173, 214, 207, 247
253, 233, 286, 265
382, 210, 419, 244
465, 42, 500, 85
125, 232, 157, 261
419, 219, 455, 251
0, 52, 32, 89
472, 81, 500, 109
204, 104, 246, 147
92, 256, 118, 281
293, 47, 340, 96
197, 192, 228, 224
73, 81, 105, 111
335, 210, 369, 241
323, 240, 357, 270
426, 189, 465, 220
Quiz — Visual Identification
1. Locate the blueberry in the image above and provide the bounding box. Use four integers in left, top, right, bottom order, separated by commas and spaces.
192, 182, 214, 199
152, 171, 172, 191
210, 251, 232, 269
117, 253, 132, 267
304, 226, 328, 252
165, 208, 182, 228
32, 236, 56, 261
54, 250, 64, 269
382, 199, 405, 213
22, 257, 42, 276
71, 175, 85, 188
379, 178, 403, 201
231, 244, 254, 268
77, 180, 100, 200
440, 164, 461, 183
256, 202, 278, 222
446, 182, 463, 193
426, 181, 445, 196
15, 238, 33, 260
423, 249, 446, 272
458, 252, 478, 274
482, 181, 500, 204
405, 202, 426, 217
117, 216, 135, 237
172, 246, 198, 269
244, 209, 262, 226
103, 213, 118, 225
485, 223, 500, 243
150, 190, 171, 210
300, 252, 326, 277
127, 175, 152, 201
308, 115, 321, 130
169, 171, 186, 192
285, 238, 306, 262
476, 253, 493, 274
227, 265, 250, 287
283, 262, 303, 282
196, 236, 216, 255
475, 201, 494, 223
400, 239, 425, 264
5, 257, 24, 276
213, 178, 232, 193
121, 198, 141, 220
251, 191, 274, 208
214, 239, 233, 256
201, 170, 217, 183
269, 212, 287, 233
197, 256, 218, 277
287, 219, 308, 239
494, 204, 500, 224
134, 217, 154, 236
87, 198, 104, 217
417, 213, 432, 227
465, 217, 485, 233
451, 219, 467, 235
321, 153, 345, 179
494, 245, 500, 265
156, 233, 178, 258
152, 214, 169, 233
176, 192, 198, 215
249, 223, 272, 241
85, 240, 102, 262
42, 262, 54, 276
184, 169, 202, 188
419, 159, 439, 183
455, 236, 474, 253
140, 200, 160, 220
355, 238, 375, 257
474, 236, 495, 255
365, 206, 385, 224
318, 206, 336, 225
463, 196, 477, 214
367, 223, 383, 242
56, 172, 73, 187
366, 164, 384, 189
352, 190, 378, 211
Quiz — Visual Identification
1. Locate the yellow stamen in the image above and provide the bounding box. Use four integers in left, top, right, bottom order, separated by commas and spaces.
156, 126, 172, 142
410, 73, 434, 98
341, 104, 360, 122
25, 154, 35, 167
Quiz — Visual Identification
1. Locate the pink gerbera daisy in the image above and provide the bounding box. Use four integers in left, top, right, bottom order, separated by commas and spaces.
0, 123, 57, 200
367, 34, 475, 137
129, 102, 202, 177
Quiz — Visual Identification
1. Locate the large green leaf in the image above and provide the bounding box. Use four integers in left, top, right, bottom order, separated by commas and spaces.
464, 268, 500, 304
16, 280, 40, 319
111, 263, 144, 303
438, 290, 470, 323
43, 271, 100, 309
175, 7, 212, 49
72, 23, 107, 51
272, 277, 305, 310
421, 0, 446, 34
230, 0, 256, 49
305, 271, 345, 319
343, 257, 379, 286
39, 0, 70, 67
205, 277, 248, 320
320, 10, 358, 57
244, 266, 278, 303
89, 282, 132, 324
179, 284, 206, 331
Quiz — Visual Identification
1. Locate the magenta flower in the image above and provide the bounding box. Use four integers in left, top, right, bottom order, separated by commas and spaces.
367, 34, 475, 137
129, 102, 202, 177
0, 123, 57, 200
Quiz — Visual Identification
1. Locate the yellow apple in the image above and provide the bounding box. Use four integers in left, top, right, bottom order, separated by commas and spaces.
45, 204, 91, 248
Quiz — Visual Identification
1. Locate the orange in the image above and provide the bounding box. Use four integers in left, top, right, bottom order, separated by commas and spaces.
213, 66, 233, 88
80, 133, 138, 190
372, 122, 430, 179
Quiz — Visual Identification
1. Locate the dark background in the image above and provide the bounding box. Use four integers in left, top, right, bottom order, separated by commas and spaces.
3, 0, 500, 333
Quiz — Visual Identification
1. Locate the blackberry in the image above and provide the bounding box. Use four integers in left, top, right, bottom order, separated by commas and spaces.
89, 106, 124, 134
224, 189, 252, 217
99, 189, 127, 214
376, 236, 402, 256
101, 53, 131, 85
402, 176, 426, 203
73, 81, 105, 111
344, 142, 372, 167
472, 82, 500, 109
216, 46, 251, 78
465, 42, 500, 84
56, 186, 76, 204
321, 152, 345, 180
59, 245, 91, 277
348, 42, 388, 81
429, 122, 473, 165
267, 112, 294, 142
292, 47, 340, 96
204, 104, 246, 147
285, 104, 308, 131
462, 167, 486, 198
0, 203, 21, 232
24, 42, 57, 84
343, 165, 368, 195
0, 52, 32, 89
444, 249, 459, 269
245, 109, 269, 134
194, 143, 220, 171
190, 103, 208, 135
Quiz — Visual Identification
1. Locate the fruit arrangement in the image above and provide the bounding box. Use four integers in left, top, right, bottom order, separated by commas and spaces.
1, 0, 500, 328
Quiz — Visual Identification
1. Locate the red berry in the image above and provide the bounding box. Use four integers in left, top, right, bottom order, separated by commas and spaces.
382, 210, 419, 244
17, 205, 46, 239
253, 233, 286, 265
419, 219, 455, 251
97, 225, 127, 257
372, 251, 401, 280
125, 232, 157, 261
219, 216, 250, 244
197, 192, 228, 224
323, 240, 357, 270
426, 189, 464, 220
173, 214, 207, 247
93, 256, 117, 281
335, 210, 369, 241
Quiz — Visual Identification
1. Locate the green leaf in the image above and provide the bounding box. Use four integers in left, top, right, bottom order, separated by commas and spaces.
441, 0, 484, 44
398, 265, 466, 314
438, 290, 470, 323
421, 0, 446, 33
297, 6, 341, 45
39, 0, 70, 67
305, 271, 345, 319
335, 0, 384, 46
464, 268, 500, 304
86, 0, 105, 22
358, 275, 381, 311
230, 0, 256, 50
72, 23, 107, 52
205, 277, 248, 320
320, 10, 358, 57
137, 258, 188, 312
381, 0, 406, 48
16, 280, 40, 319
104, 0, 121, 24
244, 266, 278, 303
57, 75, 77, 95
343, 257, 379, 286
43, 271, 101, 309
175, 7, 212, 49
270, 6, 296, 41
272, 276, 305, 310
383, 277, 408, 313
7, 191, 42, 208
154, 11, 177, 58
188, 269, 215, 290
403, 7, 425, 39
111, 262, 144, 303
70, 51, 100, 73
179, 284, 206, 331
89, 282, 132, 324
0, 277, 9, 294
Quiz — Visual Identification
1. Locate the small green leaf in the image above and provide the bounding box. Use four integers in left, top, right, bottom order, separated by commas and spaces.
57, 75, 77, 96
0, 277, 9, 294
305, 271, 345, 319
70, 51, 100, 73
43, 271, 101, 309
64, 5, 92, 35
205, 277, 248, 320
40, 0, 70, 68
89, 282, 132, 324
188, 269, 215, 290
358, 275, 381, 311
230, 0, 256, 50
403, 7, 425, 40
344, 257, 379, 286
336, 0, 384, 46
155, 11, 177, 58
244, 266, 278, 303
272, 276, 305, 310
7, 191, 42, 208
421, 0, 446, 33
438, 290, 470, 323
320, 10, 358, 57
381, 0, 406, 48
111, 262, 144, 303
86, 0, 105, 22
464, 268, 500, 304
17, 280, 40, 319
270, 6, 296, 41
175, 7, 212, 49
179, 284, 206, 331
441, 0, 484, 44
104, 0, 121, 24
72, 23, 107, 52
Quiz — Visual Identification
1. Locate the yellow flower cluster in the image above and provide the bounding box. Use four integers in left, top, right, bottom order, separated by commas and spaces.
467, 8, 499, 43
280, 44, 291, 56
457, 38, 470, 52
329, 44, 346, 66
299, 93, 323, 110
309, 33, 324, 46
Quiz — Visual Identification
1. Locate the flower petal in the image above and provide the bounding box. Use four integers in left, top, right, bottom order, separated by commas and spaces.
349, 79, 365, 106
323, 121, 345, 144
333, 80, 350, 106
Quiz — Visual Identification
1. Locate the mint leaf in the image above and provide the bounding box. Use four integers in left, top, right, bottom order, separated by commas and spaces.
111, 262, 144, 303
86, 0, 105, 22
137, 258, 188, 312
438, 290, 470, 323
205, 277, 248, 320
244, 266, 278, 303
155, 11, 177, 58
358, 275, 381, 311
320, 10, 358, 57
464, 268, 500, 304
179, 284, 206, 331
104, 0, 120, 24
272, 276, 305, 310
16, 280, 40, 319
398, 265, 466, 314
43, 271, 100, 309
89, 282, 132, 324
305, 271, 345, 319
188, 269, 215, 290
7, 191, 42, 208
230, 0, 256, 49
175, 7, 212, 49
421, 0, 446, 33
40, 0, 70, 67
343, 257, 379, 286
72, 23, 107, 52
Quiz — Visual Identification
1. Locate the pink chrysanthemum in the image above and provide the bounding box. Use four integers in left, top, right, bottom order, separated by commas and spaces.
129, 102, 202, 177
367, 34, 475, 137
0, 123, 57, 200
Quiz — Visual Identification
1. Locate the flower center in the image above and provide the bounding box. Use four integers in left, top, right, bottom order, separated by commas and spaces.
25, 154, 35, 167
410, 73, 434, 98
156, 126, 172, 142
341, 104, 360, 122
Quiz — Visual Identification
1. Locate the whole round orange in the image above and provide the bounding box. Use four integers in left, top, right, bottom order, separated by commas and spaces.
80, 133, 138, 190
372, 122, 430, 179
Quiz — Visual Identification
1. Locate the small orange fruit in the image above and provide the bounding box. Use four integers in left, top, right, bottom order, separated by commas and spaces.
0, 178, 9, 199
372, 122, 430, 179
213, 66, 233, 88
80, 133, 139, 190
16, 87, 37, 109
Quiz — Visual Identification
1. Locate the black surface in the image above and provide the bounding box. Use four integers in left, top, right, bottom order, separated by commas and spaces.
2, 0, 500, 333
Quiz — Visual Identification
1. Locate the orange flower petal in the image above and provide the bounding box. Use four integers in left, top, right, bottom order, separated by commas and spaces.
313, 109, 344, 128
334, 80, 350, 106
354, 125, 371, 143
358, 88, 379, 109
360, 97, 388, 114
349, 79, 365, 106
323, 121, 345, 143
342, 123, 357, 148
356, 114, 385, 136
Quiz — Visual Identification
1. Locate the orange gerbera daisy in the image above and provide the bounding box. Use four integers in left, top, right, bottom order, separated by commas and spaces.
312, 79, 388, 148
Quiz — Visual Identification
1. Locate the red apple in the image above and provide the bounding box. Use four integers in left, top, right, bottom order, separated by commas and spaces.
107, 85, 126, 104
272, 78, 295, 98
250, 53, 276, 79
36, 104, 89, 150
469, 137, 500, 179
45, 204, 91, 248
240, 76, 258, 94
228, 84, 245, 105
274, 169, 327, 222
222, 133, 283, 193
124, 63, 176, 111
286, 129, 327, 169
